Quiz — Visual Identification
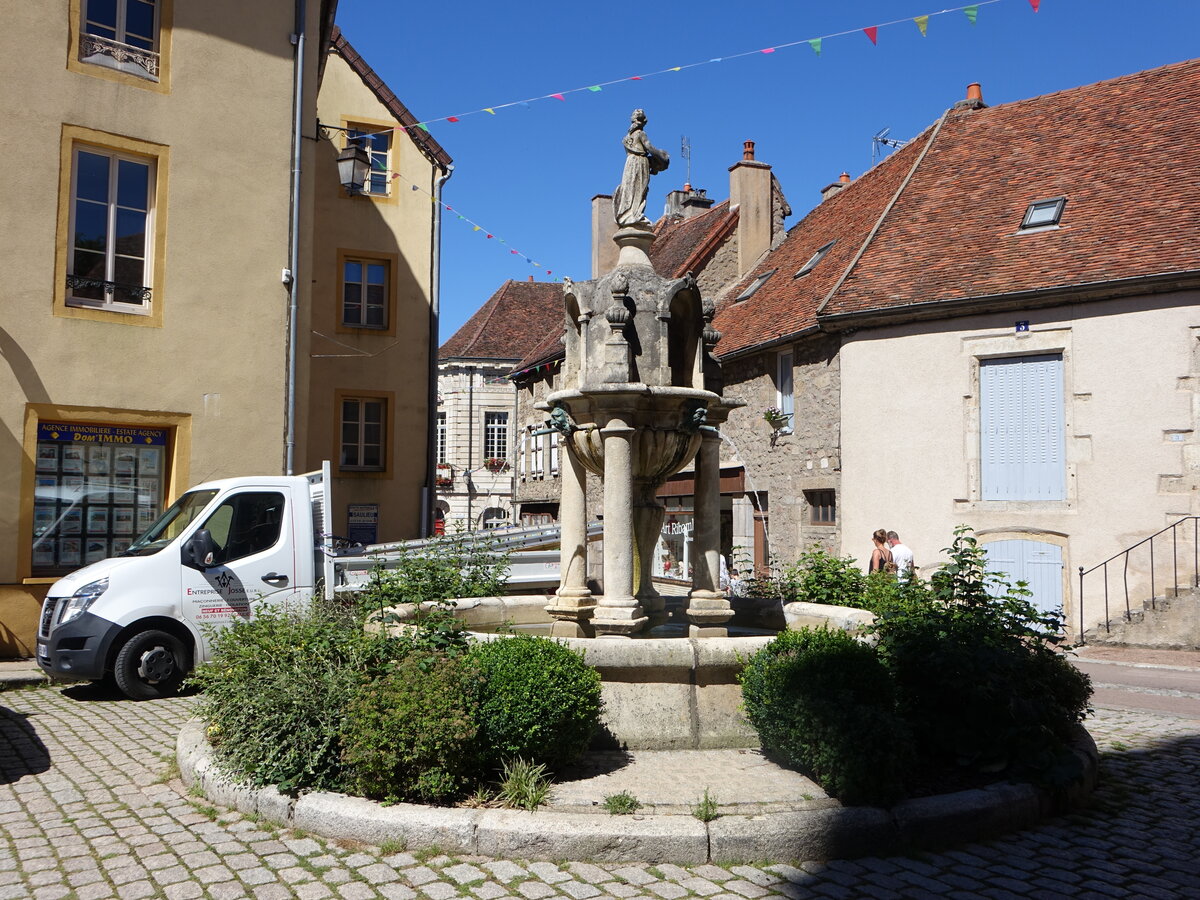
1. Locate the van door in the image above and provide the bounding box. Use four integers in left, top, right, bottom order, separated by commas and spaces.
181, 487, 298, 659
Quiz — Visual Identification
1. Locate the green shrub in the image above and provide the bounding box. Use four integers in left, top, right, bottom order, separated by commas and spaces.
190, 601, 401, 793
872, 527, 1092, 782
739, 627, 912, 806
341, 653, 485, 804
495, 757, 554, 811
781, 546, 866, 608
469, 635, 602, 770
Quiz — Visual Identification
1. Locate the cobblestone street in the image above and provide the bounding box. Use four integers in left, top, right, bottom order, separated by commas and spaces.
2, 683, 1198, 899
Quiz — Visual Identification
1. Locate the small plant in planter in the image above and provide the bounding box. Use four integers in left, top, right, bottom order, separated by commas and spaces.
435, 464, 453, 488
485, 457, 508, 472
763, 406, 792, 429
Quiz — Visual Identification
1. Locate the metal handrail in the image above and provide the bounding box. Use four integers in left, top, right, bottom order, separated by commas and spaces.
1078, 516, 1200, 641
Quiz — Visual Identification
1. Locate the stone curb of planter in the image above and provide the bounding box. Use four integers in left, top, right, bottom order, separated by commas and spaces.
177, 721, 1098, 864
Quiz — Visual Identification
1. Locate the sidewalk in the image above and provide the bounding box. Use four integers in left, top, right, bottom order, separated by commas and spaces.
1071, 644, 1200, 670
0, 657, 47, 689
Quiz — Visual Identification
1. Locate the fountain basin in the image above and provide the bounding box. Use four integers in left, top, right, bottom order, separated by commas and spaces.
377, 595, 875, 751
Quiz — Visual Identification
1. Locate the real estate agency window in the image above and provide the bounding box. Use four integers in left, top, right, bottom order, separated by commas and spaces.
483, 411, 509, 465
79, 0, 161, 81
980, 354, 1066, 501
340, 398, 386, 471
68, 145, 155, 314
346, 126, 391, 196
804, 489, 836, 525
341, 257, 388, 328
32, 421, 168, 576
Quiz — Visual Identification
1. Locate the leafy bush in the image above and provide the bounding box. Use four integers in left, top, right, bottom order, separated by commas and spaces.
190, 601, 401, 793
341, 653, 485, 804
468, 635, 602, 770
780, 546, 866, 608
740, 627, 912, 806
872, 527, 1092, 783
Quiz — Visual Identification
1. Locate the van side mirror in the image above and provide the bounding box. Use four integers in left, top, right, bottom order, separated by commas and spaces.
182, 529, 217, 570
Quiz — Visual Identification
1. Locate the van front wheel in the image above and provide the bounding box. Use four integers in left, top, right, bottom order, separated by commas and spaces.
113, 630, 189, 700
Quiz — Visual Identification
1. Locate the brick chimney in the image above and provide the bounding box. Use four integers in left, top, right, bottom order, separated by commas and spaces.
591, 194, 617, 277
820, 172, 852, 203
729, 141, 773, 276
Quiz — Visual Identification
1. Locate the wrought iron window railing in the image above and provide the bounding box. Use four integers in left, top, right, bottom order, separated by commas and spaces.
66, 275, 152, 305
79, 33, 159, 79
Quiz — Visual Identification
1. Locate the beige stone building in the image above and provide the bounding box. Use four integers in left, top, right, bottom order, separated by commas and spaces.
0, 1, 450, 655
436, 280, 563, 532
712, 61, 1200, 636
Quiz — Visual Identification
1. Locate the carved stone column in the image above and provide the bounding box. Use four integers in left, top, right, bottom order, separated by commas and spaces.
546, 442, 594, 637
592, 414, 647, 636
687, 430, 733, 636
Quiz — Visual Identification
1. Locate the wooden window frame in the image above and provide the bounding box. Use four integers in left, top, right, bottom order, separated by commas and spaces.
55, 126, 169, 327
334, 391, 393, 478
68, 0, 173, 93
339, 118, 398, 205
336, 250, 397, 335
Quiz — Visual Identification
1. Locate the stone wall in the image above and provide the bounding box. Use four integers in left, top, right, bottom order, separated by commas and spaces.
719, 332, 842, 564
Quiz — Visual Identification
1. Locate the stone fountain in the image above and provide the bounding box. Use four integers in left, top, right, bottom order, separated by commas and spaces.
539, 109, 741, 638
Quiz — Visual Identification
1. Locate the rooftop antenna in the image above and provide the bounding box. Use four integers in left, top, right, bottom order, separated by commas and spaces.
681, 135, 692, 187
871, 127, 909, 166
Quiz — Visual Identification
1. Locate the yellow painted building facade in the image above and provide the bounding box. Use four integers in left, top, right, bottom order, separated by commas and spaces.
0, 1, 450, 655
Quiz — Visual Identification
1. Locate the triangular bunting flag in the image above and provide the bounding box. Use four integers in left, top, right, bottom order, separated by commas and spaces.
473, 226, 481, 231
587, 85, 602, 92
1029, 0, 1040, 10
808, 38, 822, 56
914, 15, 929, 36
630, 76, 643, 80
484, 108, 495, 115
446, 116, 459, 123
417, 123, 430, 132
760, 47, 775, 54
551, 93, 565, 101
964, 5, 978, 24
669, 67, 681, 72
863, 27, 878, 45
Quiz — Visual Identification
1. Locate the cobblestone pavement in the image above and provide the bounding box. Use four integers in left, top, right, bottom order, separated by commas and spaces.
2, 684, 1199, 899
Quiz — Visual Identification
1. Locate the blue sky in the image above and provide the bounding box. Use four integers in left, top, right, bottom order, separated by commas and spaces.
333, 0, 1200, 342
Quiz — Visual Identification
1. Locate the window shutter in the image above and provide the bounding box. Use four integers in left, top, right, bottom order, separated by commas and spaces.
980, 355, 1065, 501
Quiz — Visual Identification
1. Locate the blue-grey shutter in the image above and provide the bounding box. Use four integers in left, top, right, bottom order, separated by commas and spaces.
984, 539, 1063, 617
980, 354, 1065, 500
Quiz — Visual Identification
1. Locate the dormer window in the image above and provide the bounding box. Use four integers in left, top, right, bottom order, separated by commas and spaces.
795, 241, 835, 278
734, 269, 776, 302
1020, 197, 1066, 230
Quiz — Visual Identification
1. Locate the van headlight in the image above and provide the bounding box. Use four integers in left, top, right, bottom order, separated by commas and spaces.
60, 578, 109, 625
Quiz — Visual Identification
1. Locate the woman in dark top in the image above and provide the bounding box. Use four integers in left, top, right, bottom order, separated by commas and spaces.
869, 528, 894, 573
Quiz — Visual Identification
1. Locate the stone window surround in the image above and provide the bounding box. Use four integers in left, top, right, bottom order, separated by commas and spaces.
956, 327, 1079, 512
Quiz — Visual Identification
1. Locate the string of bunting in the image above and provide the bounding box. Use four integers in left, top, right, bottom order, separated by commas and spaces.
400, 0, 1030, 132
389, 170, 559, 277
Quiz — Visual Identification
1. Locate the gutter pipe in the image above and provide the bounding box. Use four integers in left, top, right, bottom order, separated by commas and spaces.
420, 163, 454, 536
284, 0, 307, 475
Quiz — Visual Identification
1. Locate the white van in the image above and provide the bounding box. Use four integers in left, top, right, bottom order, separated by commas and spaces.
36, 464, 570, 699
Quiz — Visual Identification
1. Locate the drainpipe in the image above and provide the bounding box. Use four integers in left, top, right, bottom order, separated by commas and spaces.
420, 164, 454, 535
284, 0, 307, 476
466, 366, 474, 530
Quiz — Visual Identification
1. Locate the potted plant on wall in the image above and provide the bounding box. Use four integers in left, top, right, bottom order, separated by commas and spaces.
763, 406, 792, 430
485, 457, 508, 473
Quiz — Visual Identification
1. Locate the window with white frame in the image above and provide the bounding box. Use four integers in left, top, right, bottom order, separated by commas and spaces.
979, 354, 1066, 501
346, 127, 391, 196
530, 427, 544, 479
775, 350, 794, 434
80, 0, 160, 80
549, 433, 559, 475
483, 411, 509, 465
68, 146, 155, 313
342, 257, 388, 328
436, 412, 447, 464
340, 398, 386, 471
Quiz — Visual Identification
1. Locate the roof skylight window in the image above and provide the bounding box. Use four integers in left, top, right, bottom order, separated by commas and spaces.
1020, 197, 1066, 230
794, 241, 836, 278
734, 269, 776, 302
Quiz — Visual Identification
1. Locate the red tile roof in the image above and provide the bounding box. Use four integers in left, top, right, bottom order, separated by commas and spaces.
651, 201, 739, 278
712, 128, 934, 356
714, 58, 1200, 354
440, 280, 564, 362
329, 27, 452, 170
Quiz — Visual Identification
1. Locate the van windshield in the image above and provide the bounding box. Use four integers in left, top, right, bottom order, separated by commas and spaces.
123, 490, 219, 557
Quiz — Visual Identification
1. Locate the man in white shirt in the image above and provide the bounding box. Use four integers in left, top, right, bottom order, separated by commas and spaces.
887, 531, 914, 578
